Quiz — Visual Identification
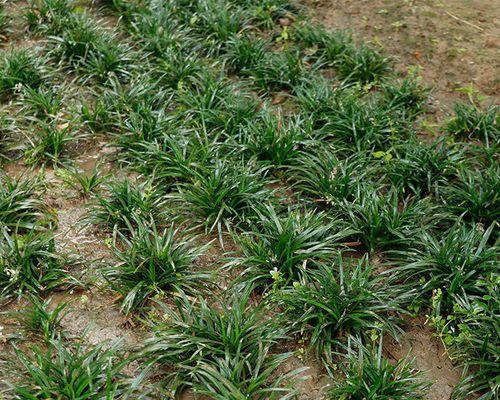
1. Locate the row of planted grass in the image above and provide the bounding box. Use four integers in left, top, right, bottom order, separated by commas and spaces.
0, 0, 498, 399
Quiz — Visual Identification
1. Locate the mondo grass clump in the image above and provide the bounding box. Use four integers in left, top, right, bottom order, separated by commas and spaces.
236, 111, 316, 167
277, 257, 409, 367
172, 159, 273, 238
382, 138, 464, 197
230, 204, 352, 287
443, 164, 499, 227
0, 49, 46, 99
105, 219, 211, 314
12, 296, 69, 341
391, 222, 498, 315
88, 178, 168, 232
287, 149, 370, 206
11, 338, 134, 399
0, 175, 44, 230
141, 290, 298, 398
23, 118, 79, 165
0, 228, 74, 303
328, 338, 430, 399
446, 102, 498, 147
342, 187, 436, 253
447, 291, 499, 400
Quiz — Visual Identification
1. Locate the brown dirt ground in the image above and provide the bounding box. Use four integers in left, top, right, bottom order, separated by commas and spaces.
308, 0, 499, 108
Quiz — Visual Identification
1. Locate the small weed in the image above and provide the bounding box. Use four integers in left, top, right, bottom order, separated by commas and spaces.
58, 165, 106, 197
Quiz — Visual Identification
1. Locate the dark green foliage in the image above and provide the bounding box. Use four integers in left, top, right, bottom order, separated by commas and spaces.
342, 188, 435, 252
382, 74, 428, 118
0, 50, 45, 99
224, 35, 270, 75
173, 159, 272, 236
88, 179, 168, 232
293, 23, 351, 64
328, 338, 429, 399
392, 223, 498, 314
0, 229, 73, 303
288, 149, 369, 205
48, 14, 132, 82
105, 220, 210, 314
0, 175, 44, 230
141, 290, 295, 397
446, 102, 498, 147
232, 205, 352, 286
278, 258, 407, 366
237, 111, 315, 166
383, 138, 464, 196
191, 0, 246, 51
250, 48, 307, 92
14, 296, 69, 340
25, 0, 74, 35
321, 94, 413, 152
443, 165, 499, 226
337, 44, 390, 84
450, 291, 499, 400
20, 86, 65, 120
12, 338, 132, 399
24, 118, 78, 165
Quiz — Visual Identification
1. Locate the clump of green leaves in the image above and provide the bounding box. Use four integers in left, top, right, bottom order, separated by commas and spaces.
105, 219, 210, 314
23, 118, 78, 165
14, 296, 69, 340
446, 102, 498, 147
0, 175, 44, 230
342, 187, 435, 253
443, 165, 499, 226
288, 149, 369, 205
328, 338, 430, 399
0, 49, 45, 99
88, 179, 168, 232
237, 111, 315, 167
173, 159, 272, 237
0, 229, 73, 303
278, 257, 407, 367
141, 290, 296, 398
231, 204, 351, 286
12, 338, 133, 399
392, 222, 498, 314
